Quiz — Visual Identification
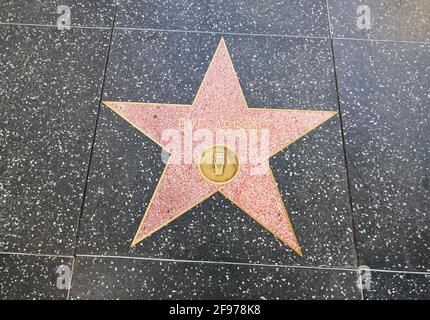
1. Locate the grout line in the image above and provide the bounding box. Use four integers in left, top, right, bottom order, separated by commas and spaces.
325, 0, 333, 38
1, 251, 428, 275
367, 268, 430, 276
71, 6, 118, 256
325, 0, 362, 272
0, 21, 110, 30
1, 23, 427, 45
0, 251, 73, 259
75, 254, 430, 275
67, 5, 118, 299
333, 36, 430, 45
115, 26, 330, 40
326, 0, 360, 270
326, 15, 361, 268
76, 254, 358, 272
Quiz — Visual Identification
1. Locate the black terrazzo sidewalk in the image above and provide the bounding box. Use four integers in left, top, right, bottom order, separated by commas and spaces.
0, 0, 429, 300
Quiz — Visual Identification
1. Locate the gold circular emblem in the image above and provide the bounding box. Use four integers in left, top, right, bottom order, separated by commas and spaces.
198, 145, 239, 184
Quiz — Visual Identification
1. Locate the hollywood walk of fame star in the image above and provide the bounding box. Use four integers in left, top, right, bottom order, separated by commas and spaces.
104, 38, 337, 256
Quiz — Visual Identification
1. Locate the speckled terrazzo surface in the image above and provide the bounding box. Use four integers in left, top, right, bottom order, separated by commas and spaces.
0, 0, 429, 300
0, 25, 110, 254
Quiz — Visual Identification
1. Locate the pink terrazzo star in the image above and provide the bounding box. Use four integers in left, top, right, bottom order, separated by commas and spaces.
104, 38, 336, 256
